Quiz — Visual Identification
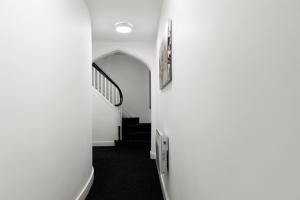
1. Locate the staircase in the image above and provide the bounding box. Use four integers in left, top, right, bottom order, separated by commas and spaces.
92, 63, 151, 149
116, 117, 151, 149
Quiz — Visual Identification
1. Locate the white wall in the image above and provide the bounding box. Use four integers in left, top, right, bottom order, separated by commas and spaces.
92, 88, 120, 146
96, 54, 151, 123
153, 0, 300, 199
0, 1, 92, 200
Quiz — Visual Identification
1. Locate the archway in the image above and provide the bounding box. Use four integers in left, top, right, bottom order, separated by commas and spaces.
93, 50, 150, 70
94, 50, 151, 123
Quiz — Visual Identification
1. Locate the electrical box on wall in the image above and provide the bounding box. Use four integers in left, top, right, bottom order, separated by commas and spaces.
156, 130, 169, 175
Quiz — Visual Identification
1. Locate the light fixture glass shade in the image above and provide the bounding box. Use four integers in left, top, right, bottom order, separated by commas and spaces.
115, 22, 133, 33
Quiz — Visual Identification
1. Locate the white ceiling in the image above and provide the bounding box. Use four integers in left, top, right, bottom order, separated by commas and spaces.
85, 0, 163, 42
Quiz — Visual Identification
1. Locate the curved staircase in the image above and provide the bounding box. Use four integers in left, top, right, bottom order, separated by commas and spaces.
92, 62, 151, 149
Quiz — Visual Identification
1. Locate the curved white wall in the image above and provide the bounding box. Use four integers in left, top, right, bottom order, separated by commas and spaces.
153, 0, 300, 199
0, 1, 92, 199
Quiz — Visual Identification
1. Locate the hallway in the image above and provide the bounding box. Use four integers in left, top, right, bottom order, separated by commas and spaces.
86, 147, 164, 200
2, 0, 300, 199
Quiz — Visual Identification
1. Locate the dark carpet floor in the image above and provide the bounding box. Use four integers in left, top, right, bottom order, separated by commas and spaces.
86, 146, 164, 200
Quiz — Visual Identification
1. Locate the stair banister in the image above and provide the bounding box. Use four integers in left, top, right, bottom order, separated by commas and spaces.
92, 62, 123, 107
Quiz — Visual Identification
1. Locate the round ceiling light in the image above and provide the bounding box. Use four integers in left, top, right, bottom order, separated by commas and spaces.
115, 22, 133, 34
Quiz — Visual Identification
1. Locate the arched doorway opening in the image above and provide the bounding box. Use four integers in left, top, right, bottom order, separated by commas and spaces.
93, 50, 151, 123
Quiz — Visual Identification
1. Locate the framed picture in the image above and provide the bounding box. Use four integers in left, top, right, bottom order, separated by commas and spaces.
159, 19, 172, 89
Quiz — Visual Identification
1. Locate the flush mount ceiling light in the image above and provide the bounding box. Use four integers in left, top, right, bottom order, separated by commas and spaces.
115, 22, 133, 34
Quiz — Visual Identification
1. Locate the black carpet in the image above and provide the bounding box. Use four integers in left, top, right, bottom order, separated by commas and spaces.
86, 146, 164, 200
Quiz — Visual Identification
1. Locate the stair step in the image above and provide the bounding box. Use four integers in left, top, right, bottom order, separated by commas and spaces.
128, 131, 151, 140
126, 139, 150, 143
115, 140, 151, 148
129, 131, 151, 136
120, 117, 151, 148
126, 123, 151, 132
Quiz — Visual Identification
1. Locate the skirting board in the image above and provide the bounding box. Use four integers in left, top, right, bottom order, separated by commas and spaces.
150, 151, 156, 159
152, 150, 170, 200
93, 141, 115, 147
158, 174, 170, 200
75, 167, 94, 200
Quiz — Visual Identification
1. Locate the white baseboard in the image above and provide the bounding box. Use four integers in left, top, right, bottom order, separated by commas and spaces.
93, 141, 115, 147
75, 167, 94, 200
158, 174, 170, 200
150, 151, 156, 159
152, 149, 170, 200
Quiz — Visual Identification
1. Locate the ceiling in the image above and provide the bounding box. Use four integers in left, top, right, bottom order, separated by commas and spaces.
85, 0, 163, 42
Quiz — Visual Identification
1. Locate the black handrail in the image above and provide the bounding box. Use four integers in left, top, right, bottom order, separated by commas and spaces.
92, 62, 123, 107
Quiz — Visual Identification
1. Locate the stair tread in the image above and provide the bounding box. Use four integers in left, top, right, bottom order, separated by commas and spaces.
129, 131, 151, 135
126, 139, 150, 143
115, 140, 150, 144
125, 123, 151, 133
126, 123, 150, 127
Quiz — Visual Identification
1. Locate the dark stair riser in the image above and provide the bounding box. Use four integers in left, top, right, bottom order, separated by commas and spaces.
126, 123, 151, 132
127, 132, 151, 141
122, 117, 140, 140
115, 140, 151, 148
118, 117, 151, 149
